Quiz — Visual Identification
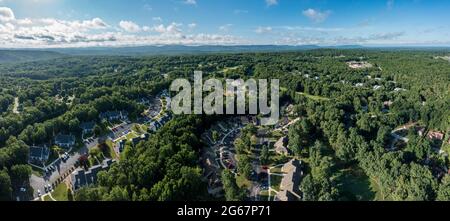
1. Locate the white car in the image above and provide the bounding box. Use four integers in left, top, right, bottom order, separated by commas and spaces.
37, 189, 41, 197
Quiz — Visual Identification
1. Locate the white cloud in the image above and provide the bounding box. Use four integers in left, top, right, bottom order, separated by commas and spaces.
0, 7, 244, 47
0, 7, 15, 22
282, 26, 342, 32
151, 22, 182, 35
79, 18, 108, 29
255, 26, 272, 34
119, 20, 141, 32
266, 0, 278, 7
184, 0, 197, 5
302, 8, 331, 23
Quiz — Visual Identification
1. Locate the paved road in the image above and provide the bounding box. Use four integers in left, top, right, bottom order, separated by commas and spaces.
110, 122, 134, 141
30, 138, 99, 199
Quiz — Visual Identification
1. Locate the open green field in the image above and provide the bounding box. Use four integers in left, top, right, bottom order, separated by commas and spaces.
339, 166, 376, 201
296, 92, 331, 101
236, 175, 252, 189
43, 195, 53, 201
52, 183, 69, 201
105, 139, 118, 160
270, 174, 283, 191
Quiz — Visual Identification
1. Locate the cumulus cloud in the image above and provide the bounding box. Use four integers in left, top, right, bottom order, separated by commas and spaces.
302, 8, 331, 23
119, 20, 141, 32
0, 7, 243, 48
151, 22, 183, 35
0, 7, 15, 22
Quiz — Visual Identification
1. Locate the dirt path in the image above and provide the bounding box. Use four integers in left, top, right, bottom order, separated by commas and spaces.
12, 97, 19, 114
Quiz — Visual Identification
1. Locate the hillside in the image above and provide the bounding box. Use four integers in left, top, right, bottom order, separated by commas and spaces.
0, 50, 64, 64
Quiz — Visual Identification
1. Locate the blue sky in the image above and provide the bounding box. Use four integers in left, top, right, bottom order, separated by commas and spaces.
0, 0, 449, 47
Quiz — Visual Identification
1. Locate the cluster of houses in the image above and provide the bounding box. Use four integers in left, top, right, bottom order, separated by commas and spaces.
346, 61, 373, 69
69, 159, 115, 191
100, 111, 128, 122
275, 159, 303, 201
149, 113, 172, 132
115, 113, 173, 154
201, 117, 246, 198
28, 134, 76, 166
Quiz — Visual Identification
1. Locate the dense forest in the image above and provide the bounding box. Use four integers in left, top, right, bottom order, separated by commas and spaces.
0, 49, 449, 201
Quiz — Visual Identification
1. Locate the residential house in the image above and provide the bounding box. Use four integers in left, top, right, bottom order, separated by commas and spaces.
29, 146, 50, 163
117, 139, 126, 153
275, 190, 296, 201
99, 111, 128, 122
275, 159, 303, 201
428, 131, 444, 141
70, 159, 115, 191
274, 136, 290, 155
240, 116, 249, 125
157, 113, 171, 127
80, 121, 95, 134
130, 133, 150, 146
54, 134, 75, 149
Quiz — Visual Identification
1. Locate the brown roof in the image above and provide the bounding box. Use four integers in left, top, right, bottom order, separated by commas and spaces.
428, 131, 444, 140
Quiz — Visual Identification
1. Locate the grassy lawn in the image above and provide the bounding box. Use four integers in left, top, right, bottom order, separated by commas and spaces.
43, 195, 52, 201
297, 92, 331, 101
259, 190, 270, 201
126, 131, 138, 140
236, 175, 252, 189
270, 167, 283, 174
105, 140, 118, 160
31, 168, 44, 177
52, 183, 69, 201
270, 130, 285, 138
339, 166, 375, 201
270, 174, 283, 191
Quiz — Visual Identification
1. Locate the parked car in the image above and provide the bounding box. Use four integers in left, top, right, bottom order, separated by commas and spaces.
37, 190, 41, 197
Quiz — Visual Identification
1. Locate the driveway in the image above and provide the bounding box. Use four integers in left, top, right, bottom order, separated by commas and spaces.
30, 138, 100, 199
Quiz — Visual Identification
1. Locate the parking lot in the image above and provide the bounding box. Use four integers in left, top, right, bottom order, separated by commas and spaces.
30, 137, 99, 199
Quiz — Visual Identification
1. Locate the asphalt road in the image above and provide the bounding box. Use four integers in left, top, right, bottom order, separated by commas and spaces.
30, 138, 99, 199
